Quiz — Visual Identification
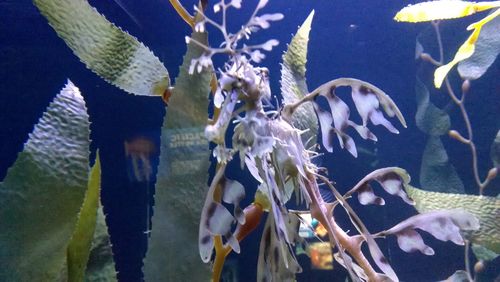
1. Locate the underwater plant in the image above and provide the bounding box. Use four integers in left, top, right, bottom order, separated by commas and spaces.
395, 0, 499, 280
0, 81, 115, 281
395, 0, 500, 88
2, 0, 496, 281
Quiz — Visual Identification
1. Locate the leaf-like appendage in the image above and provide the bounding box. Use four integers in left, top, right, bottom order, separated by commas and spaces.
257, 214, 302, 282
67, 154, 102, 282
351, 167, 414, 206
34, 0, 170, 96
197, 171, 241, 263
383, 209, 479, 255
0, 80, 90, 281
311, 78, 406, 156
404, 185, 500, 253
458, 12, 500, 80
280, 10, 316, 140
357, 183, 385, 206
222, 178, 246, 225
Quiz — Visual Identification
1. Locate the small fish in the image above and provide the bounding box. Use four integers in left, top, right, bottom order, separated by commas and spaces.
124, 136, 156, 183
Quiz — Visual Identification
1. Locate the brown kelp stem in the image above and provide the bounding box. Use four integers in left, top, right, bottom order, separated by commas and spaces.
169, 0, 195, 27
464, 240, 474, 281
427, 20, 495, 281
429, 21, 496, 195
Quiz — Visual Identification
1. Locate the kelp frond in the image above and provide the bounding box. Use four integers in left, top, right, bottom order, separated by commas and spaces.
394, 0, 500, 88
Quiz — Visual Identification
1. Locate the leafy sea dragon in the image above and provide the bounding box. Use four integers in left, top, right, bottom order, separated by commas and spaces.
191, 1, 480, 281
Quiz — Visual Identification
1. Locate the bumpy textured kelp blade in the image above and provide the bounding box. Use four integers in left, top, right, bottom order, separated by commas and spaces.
394, 0, 500, 22
0, 80, 90, 281
33, 0, 170, 96
458, 12, 500, 80
404, 185, 500, 253
143, 24, 213, 281
67, 154, 102, 282
280, 10, 316, 140
84, 206, 117, 282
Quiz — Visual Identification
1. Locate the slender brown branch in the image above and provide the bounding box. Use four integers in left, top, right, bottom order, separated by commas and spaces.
169, 0, 195, 27
464, 240, 474, 282
431, 21, 493, 194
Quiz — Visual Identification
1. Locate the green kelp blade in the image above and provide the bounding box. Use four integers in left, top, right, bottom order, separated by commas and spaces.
458, 11, 500, 80
143, 21, 213, 282
415, 77, 450, 136
442, 270, 470, 282
420, 136, 465, 194
491, 130, 500, 167
67, 154, 102, 282
34, 0, 170, 96
84, 206, 117, 282
165, 31, 213, 127
0, 80, 90, 281
280, 10, 316, 141
471, 244, 499, 262
404, 185, 500, 253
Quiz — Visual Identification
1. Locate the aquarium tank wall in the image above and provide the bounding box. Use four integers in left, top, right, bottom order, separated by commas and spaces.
0, 0, 498, 281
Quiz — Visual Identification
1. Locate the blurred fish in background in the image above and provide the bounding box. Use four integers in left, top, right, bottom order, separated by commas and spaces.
124, 135, 157, 183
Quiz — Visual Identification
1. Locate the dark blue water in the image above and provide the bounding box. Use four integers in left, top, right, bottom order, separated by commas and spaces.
1, 1, 498, 281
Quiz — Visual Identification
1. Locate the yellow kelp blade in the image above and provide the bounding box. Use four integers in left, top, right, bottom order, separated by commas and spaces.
34, 0, 170, 96
434, 8, 500, 88
394, 0, 500, 22
67, 154, 102, 282
458, 12, 500, 80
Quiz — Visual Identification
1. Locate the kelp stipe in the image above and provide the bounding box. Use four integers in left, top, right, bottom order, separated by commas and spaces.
395, 1, 499, 280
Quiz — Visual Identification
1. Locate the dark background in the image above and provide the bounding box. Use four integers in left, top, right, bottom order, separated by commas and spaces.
1, 0, 498, 281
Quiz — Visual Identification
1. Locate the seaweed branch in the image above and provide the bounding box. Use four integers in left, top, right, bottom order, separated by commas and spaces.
420, 21, 497, 195
169, 0, 193, 27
